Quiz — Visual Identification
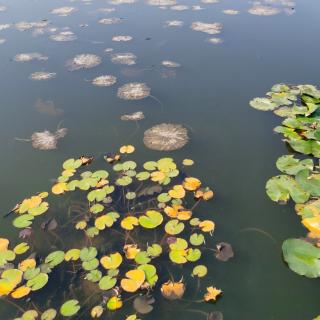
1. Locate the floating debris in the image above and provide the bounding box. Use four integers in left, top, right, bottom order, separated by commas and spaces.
223, 9, 239, 15
50, 31, 77, 42
14, 53, 48, 62
31, 128, 67, 150
112, 35, 133, 42
35, 99, 64, 116
29, 72, 57, 81
192, 5, 203, 10
248, 5, 281, 15
15, 21, 49, 31
0, 5, 7, 12
0, 38, 6, 44
0, 23, 10, 30
111, 52, 136, 65
96, 7, 116, 13
110, 0, 136, 4
67, 54, 102, 70
147, 0, 177, 6
99, 17, 122, 25
171, 5, 188, 11
91, 75, 117, 87
208, 37, 223, 44
143, 123, 189, 151
51, 7, 77, 16
191, 22, 222, 35
105, 48, 114, 53
162, 60, 180, 68
120, 111, 145, 121
201, 0, 219, 3
165, 20, 184, 27
117, 83, 151, 100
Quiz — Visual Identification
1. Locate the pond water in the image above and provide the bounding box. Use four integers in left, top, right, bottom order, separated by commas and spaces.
0, 0, 320, 319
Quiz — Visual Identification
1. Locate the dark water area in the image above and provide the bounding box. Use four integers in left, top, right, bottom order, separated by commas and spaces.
0, 0, 319, 319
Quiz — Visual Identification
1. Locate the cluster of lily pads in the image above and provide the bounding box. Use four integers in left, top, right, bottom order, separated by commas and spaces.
0, 146, 231, 319
250, 84, 320, 278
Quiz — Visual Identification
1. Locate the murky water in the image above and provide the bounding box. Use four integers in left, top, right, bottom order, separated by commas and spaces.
0, 0, 320, 319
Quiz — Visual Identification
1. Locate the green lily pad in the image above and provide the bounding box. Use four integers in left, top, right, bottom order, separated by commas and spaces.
138, 264, 158, 287
82, 258, 99, 271
157, 193, 171, 203
60, 300, 80, 317
186, 248, 201, 262
41, 309, 57, 320
99, 275, 117, 290
249, 97, 277, 111
80, 247, 97, 262
45, 251, 65, 267
276, 155, 313, 175
147, 244, 162, 257
85, 269, 102, 282
192, 265, 207, 277
26, 273, 48, 291
139, 211, 163, 229
165, 219, 184, 235
266, 175, 310, 204
282, 239, 320, 278
13, 214, 34, 228
190, 233, 205, 246
136, 172, 150, 181
90, 203, 104, 214
135, 251, 151, 265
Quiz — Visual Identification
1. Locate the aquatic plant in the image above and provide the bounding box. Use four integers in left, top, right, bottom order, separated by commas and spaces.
50, 31, 77, 42
14, 53, 48, 62
250, 84, 320, 278
112, 35, 133, 42
120, 111, 145, 121
164, 20, 184, 27
222, 9, 239, 15
34, 99, 63, 117
99, 18, 122, 25
191, 22, 222, 35
143, 123, 189, 151
91, 75, 117, 87
67, 54, 102, 71
111, 53, 137, 66
51, 7, 77, 16
117, 83, 150, 100
29, 72, 56, 81
161, 60, 180, 68
0, 146, 230, 319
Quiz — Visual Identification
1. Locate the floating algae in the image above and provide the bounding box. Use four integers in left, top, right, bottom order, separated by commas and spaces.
120, 111, 145, 121
14, 53, 48, 62
117, 82, 151, 100
91, 75, 117, 87
29, 72, 56, 81
67, 54, 102, 70
223, 9, 239, 15
50, 31, 77, 42
191, 22, 223, 35
248, 5, 281, 15
111, 52, 136, 65
143, 123, 189, 151
31, 129, 67, 150
164, 20, 184, 27
16, 128, 67, 150
51, 7, 77, 16
162, 60, 180, 68
112, 35, 133, 42
35, 99, 63, 116
207, 37, 223, 44
99, 17, 122, 24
